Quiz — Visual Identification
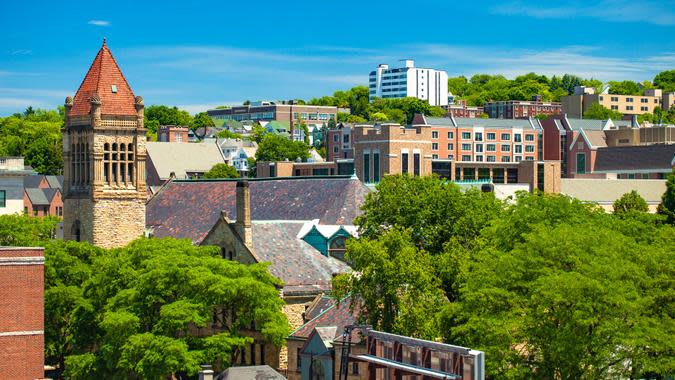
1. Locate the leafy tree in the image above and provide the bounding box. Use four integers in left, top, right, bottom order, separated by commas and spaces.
653, 69, 675, 93
144, 105, 193, 135
346, 114, 367, 123
659, 168, 675, 224
583, 103, 623, 120
249, 122, 266, 144
216, 129, 243, 139
613, 190, 649, 215
370, 112, 389, 122
203, 163, 240, 179
608, 80, 641, 95
0, 214, 60, 246
192, 112, 214, 132
45, 238, 289, 378
255, 134, 310, 162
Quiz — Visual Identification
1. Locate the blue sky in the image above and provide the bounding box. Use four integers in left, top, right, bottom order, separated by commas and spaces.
1, 0, 674, 115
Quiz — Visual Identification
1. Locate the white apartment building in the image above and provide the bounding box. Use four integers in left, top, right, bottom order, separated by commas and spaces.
369, 59, 449, 106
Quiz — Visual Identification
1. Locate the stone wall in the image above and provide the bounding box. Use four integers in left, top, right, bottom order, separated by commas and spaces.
91, 198, 145, 248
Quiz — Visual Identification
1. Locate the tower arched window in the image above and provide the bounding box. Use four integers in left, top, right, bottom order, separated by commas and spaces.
120, 144, 126, 186
71, 220, 81, 242
127, 143, 134, 185
103, 143, 110, 184
71, 143, 77, 185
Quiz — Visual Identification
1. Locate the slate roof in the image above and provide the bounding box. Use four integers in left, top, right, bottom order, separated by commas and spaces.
561, 179, 667, 204
581, 129, 607, 148
146, 177, 369, 244
46, 175, 64, 189
305, 294, 338, 321
146, 141, 225, 180
216, 365, 286, 380
250, 221, 350, 296
565, 118, 612, 131
69, 39, 137, 117
594, 144, 675, 172
25, 188, 59, 206
290, 295, 360, 342
24, 175, 45, 189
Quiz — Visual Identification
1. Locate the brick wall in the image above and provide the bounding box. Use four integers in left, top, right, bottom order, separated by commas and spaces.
0, 247, 44, 380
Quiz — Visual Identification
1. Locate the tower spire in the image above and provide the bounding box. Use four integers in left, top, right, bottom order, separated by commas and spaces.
103, 37, 107, 47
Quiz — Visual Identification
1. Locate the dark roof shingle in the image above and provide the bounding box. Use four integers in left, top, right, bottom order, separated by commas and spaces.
594, 144, 675, 172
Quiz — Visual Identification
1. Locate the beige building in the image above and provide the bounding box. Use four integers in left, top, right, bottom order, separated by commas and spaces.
62, 39, 147, 248
562, 86, 668, 118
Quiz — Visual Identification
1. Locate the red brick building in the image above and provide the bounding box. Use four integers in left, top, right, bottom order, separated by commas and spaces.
483, 98, 561, 119
157, 125, 189, 142
0, 247, 45, 380
23, 175, 64, 217
326, 123, 354, 162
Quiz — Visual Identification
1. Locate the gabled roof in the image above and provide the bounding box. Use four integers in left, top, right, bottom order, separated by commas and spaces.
304, 294, 337, 321
565, 117, 613, 131
25, 188, 59, 206
69, 39, 136, 117
250, 221, 351, 296
594, 144, 675, 172
146, 177, 369, 244
145, 142, 225, 180
289, 295, 359, 342
572, 128, 607, 150
45, 175, 63, 189
24, 175, 46, 189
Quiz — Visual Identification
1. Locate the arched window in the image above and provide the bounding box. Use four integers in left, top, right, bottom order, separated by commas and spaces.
103, 143, 110, 185
71, 143, 77, 185
71, 220, 81, 242
311, 359, 325, 380
328, 236, 347, 261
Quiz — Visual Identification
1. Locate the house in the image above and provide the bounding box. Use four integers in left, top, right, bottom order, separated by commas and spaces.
145, 141, 226, 186
146, 176, 370, 369
23, 174, 64, 217
0, 157, 35, 215
0, 247, 45, 379
218, 138, 257, 173
157, 125, 189, 142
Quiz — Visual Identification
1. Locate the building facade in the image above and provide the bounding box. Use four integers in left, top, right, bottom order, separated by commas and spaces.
62, 40, 147, 248
483, 97, 561, 119
0, 157, 35, 215
562, 86, 667, 118
326, 123, 354, 162
369, 60, 449, 106
0, 247, 45, 380
157, 125, 189, 142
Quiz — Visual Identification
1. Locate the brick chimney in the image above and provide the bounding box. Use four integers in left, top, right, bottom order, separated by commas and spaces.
236, 180, 252, 247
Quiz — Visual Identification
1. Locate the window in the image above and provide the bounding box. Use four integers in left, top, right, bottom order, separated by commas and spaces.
626, 97, 633, 102
641, 98, 649, 103
515, 156, 522, 162
111, 84, 117, 93
501, 133, 510, 140
297, 348, 302, 372
502, 145, 510, 152
526, 145, 535, 152
432, 131, 439, 138
487, 155, 496, 162
641, 106, 648, 111
461, 143, 471, 150
329, 236, 347, 261
576, 153, 586, 174
447, 143, 454, 150
626, 106, 633, 111
447, 154, 453, 159
333, 146, 339, 153
487, 132, 496, 140
501, 156, 511, 162
475, 132, 483, 141
461, 132, 471, 139
515, 145, 522, 153
413, 153, 420, 176
373, 152, 380, 182
432, 143, 438, 150
514, 133, 522, 142
475, 155, 483, 162
0, 190, 5, 207
402, 153, 409, 173
363, 153, 370, 183
611, 96, 619, 102
343, 134, 349, 143
525, 134, 535, 141
611, 105, 619, 110
250, 343, 256, 364
311, 359, 326, 380
447, 131, 454, 139
352, 362, 359, 375
475, 144, 483, 153
487, 144, 496, 152
432, 154, 438, 159
462, 155, 471, 161
333, 134, 339, 142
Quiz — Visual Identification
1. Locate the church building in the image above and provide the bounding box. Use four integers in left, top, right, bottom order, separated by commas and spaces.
62, 39, 147, 248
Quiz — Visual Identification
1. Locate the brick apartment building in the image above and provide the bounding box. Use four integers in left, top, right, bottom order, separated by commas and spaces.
0, 247, 45, 379
326, 123, 354, 162
157, 125, 189, 142
207, 102, 339, 138
562, 86, 675, 118
442, 99, 484, 118
483, 96, 562, 119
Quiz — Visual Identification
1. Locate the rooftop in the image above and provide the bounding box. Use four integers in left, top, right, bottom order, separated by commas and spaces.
145, 141, 225, 180
594, 144, 675, 172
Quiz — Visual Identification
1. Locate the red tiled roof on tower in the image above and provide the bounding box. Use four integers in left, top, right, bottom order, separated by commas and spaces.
69, 38, 137, 117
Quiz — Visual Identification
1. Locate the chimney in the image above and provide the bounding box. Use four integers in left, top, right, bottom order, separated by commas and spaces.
198, 365, 214, 380
236, 179, 252, 247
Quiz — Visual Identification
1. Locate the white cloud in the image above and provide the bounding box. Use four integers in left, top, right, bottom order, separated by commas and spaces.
0, 97, 47, 108
0, 87, 71, 98
87, 20, 110, 27
492, 0, 675, 26
10, 49, 33, 56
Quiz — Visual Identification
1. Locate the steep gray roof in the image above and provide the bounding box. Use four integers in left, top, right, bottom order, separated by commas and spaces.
594, 144, 675, 172
565, 118, 611, 131
146, 141, 225, 180
25, 188, 59, 206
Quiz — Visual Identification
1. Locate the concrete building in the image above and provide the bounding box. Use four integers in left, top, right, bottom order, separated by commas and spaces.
562, 86, 666, 118
369, 60, 449, 106
0, 247, 45, 379
157, 125, 189, 142
0, 157, 35, 215
483, 96, 562, 119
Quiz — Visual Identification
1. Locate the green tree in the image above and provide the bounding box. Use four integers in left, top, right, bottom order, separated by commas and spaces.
659, 168, 675, 223
255, 134, 310, 162
192, 112, 215, 132
203, 163, 240, 179
249, 122, 266, 144
216, 129, 244, 139
0, 214, 60, 246
370, 112, 389, 122
613, 190, 649, 215
653, 70, 675, 93
583, 103, 623, 120
607, 80, 641, 95
144, 105, 193, 135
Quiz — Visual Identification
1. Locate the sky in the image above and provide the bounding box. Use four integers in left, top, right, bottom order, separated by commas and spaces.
1, 0, 674, 115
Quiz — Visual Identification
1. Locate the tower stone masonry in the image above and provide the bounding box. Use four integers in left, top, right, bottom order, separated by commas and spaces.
62, 39, 146, 248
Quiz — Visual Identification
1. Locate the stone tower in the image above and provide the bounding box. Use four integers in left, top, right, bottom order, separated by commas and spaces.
62, 39, 147, 248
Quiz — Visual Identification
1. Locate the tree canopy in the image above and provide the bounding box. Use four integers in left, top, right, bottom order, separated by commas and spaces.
583, 103, 623, 120
334, 175, 675, 379
653, 70, 675, 93
0, 108, 64, 174
254, 133, 310, 162
203, 163, 240, 179
43, 238, 289, 379
613, 190, 649, 215
144, 105, 193, 137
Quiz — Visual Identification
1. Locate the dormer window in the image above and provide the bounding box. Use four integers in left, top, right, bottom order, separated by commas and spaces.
111, 84, 117, 93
